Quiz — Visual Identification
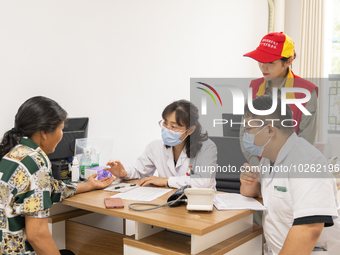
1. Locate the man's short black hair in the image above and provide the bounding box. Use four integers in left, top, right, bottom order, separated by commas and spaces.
244, 95, 295, 134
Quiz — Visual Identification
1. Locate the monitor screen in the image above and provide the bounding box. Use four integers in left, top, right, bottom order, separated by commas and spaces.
47, 117, 89, 161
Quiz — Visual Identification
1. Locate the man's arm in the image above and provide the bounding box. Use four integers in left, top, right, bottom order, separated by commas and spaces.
278, 223, 324, 255
240, 163, 261, 197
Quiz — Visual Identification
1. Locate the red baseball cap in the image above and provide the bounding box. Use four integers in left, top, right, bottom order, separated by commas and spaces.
243, 32, 295, 63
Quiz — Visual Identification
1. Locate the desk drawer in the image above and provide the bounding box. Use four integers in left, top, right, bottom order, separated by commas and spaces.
66, 220, 125, 255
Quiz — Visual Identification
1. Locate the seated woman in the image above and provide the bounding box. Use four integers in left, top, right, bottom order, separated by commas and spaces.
0, 96, 114, 255
105, 99, 217, 189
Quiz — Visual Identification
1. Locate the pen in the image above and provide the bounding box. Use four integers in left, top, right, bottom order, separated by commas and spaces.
114, 184, 136, 189
114, 186, 124, 189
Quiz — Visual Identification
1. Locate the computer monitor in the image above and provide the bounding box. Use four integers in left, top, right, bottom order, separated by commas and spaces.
222, 113, 243, 137
47, 117, 89, 161
47, 117, 89, 179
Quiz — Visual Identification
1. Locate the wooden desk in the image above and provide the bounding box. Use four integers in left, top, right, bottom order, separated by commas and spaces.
61, 185, 262, 255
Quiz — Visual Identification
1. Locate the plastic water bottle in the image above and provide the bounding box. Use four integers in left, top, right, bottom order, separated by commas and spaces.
71, 156, 79, 182
90, 147, 100, 167
80, 148, 91, 180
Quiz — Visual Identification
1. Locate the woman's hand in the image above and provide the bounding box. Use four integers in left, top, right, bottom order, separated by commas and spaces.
76, 174, 115, 194
104, 160, 127, 178
87, 174, 115, 190
138, 176, 168, 187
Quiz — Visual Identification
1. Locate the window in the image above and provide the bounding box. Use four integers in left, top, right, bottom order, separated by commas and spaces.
331, 0, 340, 74
327, 0, 340, 133
328, 75, 340, 133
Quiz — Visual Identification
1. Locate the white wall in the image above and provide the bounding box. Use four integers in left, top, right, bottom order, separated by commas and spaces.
284, 0, 302, 75
0, 0, 267, 164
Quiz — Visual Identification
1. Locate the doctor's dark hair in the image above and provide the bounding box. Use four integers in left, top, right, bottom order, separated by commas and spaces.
0, 96, 67, 159
244, 95, 295, 134
162, 99, 208, 158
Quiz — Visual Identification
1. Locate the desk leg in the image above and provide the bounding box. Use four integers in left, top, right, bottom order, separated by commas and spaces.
48, 221, 66, 249
125, 219, 136, 236
191, 214, 253, 254
135, 222, 165, 240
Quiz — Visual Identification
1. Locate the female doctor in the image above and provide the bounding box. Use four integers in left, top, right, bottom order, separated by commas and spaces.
105, 99, 217, 189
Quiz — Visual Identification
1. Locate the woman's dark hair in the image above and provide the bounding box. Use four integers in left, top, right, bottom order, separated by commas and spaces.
162, 99, 208, 158
0, 96, 67, 158
281, 52, 296, 67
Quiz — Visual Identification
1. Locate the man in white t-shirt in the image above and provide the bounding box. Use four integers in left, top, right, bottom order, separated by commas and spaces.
240, 95, 340, 255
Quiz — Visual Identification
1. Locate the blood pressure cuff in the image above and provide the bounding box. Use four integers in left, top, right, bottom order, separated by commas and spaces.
167, 185, 191, 207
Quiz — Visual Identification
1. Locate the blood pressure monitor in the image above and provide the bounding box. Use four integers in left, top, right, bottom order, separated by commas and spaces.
184, 188, 215, 211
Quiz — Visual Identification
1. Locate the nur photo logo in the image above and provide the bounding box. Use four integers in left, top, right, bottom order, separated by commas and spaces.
196, 82, 223, 115
193, 79, 313, 129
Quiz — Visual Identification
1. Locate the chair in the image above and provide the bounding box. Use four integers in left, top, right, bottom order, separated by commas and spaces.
209, 136, 247, 193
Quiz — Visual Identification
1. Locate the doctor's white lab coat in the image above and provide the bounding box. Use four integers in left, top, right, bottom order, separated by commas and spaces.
125, 139, 217, 189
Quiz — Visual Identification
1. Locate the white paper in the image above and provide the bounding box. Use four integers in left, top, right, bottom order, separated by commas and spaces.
214, 193, 266, 211
110, 187, 172, 201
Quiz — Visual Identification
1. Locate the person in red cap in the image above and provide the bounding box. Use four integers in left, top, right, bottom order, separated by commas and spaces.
240, 32, 318, 167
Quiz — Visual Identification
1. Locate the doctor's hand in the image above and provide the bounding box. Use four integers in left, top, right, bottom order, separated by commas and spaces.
240, 163, 259, 188
104, 160, 127, 178
138, 176, 168, 187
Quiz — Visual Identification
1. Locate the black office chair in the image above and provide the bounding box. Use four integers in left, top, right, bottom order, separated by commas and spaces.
209, 136, 246, 194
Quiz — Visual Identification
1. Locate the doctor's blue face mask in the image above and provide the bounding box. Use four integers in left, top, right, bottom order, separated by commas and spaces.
159, 120, 189, 146
243, 125, 272, 157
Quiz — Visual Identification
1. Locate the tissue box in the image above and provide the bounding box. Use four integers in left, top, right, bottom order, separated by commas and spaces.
85, 166, 113, 180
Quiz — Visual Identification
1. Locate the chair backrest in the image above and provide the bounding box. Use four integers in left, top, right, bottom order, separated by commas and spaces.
222, 113, 243, 137
209, 136, 247, 193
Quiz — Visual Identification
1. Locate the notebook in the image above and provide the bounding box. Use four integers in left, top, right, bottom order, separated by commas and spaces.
214, 193, 266, 211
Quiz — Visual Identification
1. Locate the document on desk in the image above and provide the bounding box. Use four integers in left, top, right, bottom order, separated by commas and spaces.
110, 187, 172, 201
214, 193, 266, 211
